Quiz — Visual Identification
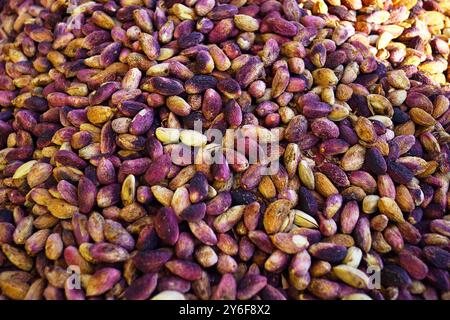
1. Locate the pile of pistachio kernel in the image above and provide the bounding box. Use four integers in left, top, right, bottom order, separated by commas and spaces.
0, 0, 449, 300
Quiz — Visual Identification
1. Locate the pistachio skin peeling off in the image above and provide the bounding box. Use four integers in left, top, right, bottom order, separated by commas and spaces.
0, 0, 450, 301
